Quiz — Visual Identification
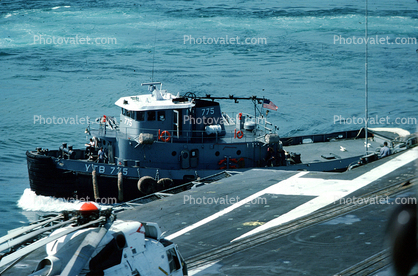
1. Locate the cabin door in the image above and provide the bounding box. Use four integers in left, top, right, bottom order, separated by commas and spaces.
173, 110, 180, 138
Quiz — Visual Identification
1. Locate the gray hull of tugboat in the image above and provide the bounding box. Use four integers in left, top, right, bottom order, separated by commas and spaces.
27, 150, 221, 202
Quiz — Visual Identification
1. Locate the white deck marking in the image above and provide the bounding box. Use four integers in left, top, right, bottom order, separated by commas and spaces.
232, 147, 417, 241
165, 148, 417, 242
165, 172, 308, 240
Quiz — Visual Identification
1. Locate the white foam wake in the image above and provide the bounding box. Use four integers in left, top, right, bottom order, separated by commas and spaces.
17, 189, 83, 212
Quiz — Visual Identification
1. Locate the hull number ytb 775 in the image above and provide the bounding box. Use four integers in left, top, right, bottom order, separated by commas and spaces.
85, 164, 128, 175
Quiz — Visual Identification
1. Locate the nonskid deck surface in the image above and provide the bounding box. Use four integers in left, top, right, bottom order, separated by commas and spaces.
282, 137, 381, 164
118, 147, 418, 275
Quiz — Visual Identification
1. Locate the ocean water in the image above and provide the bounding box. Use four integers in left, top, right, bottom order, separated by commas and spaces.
0, 0, 417, 235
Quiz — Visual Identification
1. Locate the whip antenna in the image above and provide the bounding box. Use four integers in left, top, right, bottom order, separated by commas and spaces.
151, 24, 157, 82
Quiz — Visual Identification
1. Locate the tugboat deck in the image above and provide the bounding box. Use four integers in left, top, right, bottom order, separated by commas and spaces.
282, 138, 377, 166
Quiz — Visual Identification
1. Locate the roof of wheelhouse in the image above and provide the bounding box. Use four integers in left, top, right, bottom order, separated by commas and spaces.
115, 82, 195, 111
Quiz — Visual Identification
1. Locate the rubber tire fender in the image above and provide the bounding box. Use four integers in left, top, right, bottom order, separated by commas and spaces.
157, 178, 174, 190
137, 176, 157, 195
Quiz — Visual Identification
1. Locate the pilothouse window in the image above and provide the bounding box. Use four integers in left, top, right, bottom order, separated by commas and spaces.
136, 111, 145, 121
147, 111, 156, 121
158, 111, 165, 121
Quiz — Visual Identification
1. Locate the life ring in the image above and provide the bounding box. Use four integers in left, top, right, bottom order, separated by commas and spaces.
236, 130, 244, 139
158, 130, 171, 142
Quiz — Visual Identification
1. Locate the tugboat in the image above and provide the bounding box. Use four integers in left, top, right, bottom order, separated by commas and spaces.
0, 203, 187, 276
26, 82, 417, 202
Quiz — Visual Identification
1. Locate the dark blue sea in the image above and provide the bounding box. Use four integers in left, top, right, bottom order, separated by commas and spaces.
0, 0, 417, 235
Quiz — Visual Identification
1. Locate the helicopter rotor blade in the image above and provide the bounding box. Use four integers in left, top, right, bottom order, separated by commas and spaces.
0, 215, 64, 245
0, 217, 77, 253
0, 216, 106, 269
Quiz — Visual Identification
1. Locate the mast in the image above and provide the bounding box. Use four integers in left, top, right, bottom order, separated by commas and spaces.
189, 94, 265, 103
364, 0, 369, 154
